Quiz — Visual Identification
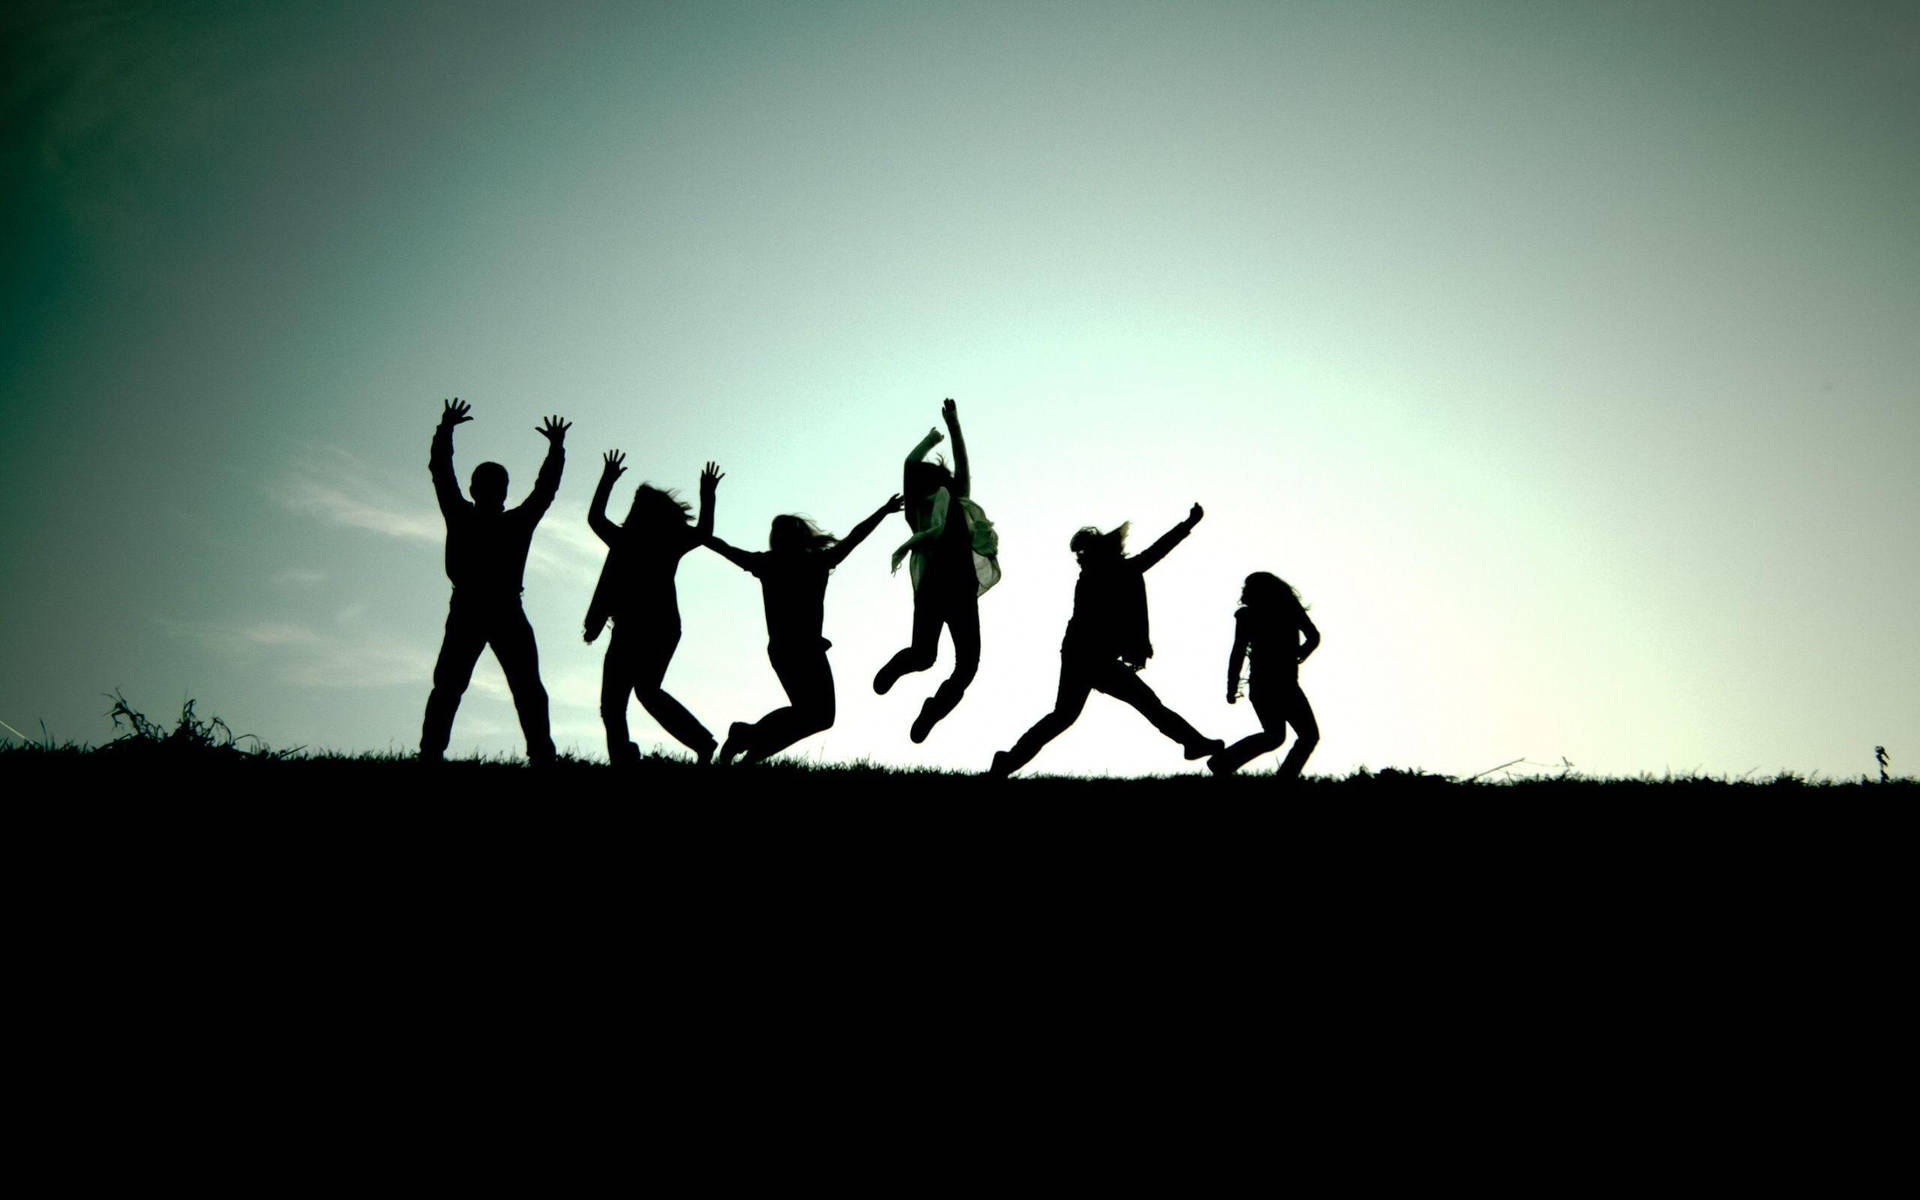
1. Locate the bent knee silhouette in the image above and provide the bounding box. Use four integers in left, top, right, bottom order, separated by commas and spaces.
877, 398, 999, 743
709, 490, 902, 765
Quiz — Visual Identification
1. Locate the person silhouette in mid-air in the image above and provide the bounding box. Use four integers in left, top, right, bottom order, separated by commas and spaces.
990, 505, 1223, 778
1209, 572, 1321, 779
704, 482, 904, 765
874, 398, 1000, 743
584, 453, 721, 766
420, 397, 567, 765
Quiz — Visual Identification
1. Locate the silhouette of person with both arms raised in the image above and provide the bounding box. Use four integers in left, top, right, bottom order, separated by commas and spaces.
991, 505, 1224, 778
1210, 571, 1320, 778
874, 398, 1000, 743
584, 453, 721, 766
420, 398, 567, 765
703, 482, 904, 765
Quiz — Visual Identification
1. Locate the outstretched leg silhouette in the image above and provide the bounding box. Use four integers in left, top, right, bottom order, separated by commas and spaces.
422, 611, 487, 761
994, 657, 1216, 776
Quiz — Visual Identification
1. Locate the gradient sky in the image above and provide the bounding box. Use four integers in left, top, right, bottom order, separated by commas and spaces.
4, 1, 1915, 779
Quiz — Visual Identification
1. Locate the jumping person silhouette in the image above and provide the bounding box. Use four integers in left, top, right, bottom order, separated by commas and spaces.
1209, 572, 1320, 778
704, 487, 905, 765
874, 398, 1000, 743
420, 398, 567, 765
990, 505, 1223, 778
584, 453, 722, 766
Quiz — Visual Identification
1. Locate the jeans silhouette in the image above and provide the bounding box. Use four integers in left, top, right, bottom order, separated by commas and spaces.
600, 625, 711, 764
728, 638, 836, 762
1211, 682, 1319, 778
422, 595, 554, 763
875, 568, 980, 741
996, 653, 1211, 775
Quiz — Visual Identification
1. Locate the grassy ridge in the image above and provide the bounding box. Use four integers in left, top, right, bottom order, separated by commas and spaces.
3, 693, 1905, 796
3, 741, 1904, 797
7, 699, 1903, 991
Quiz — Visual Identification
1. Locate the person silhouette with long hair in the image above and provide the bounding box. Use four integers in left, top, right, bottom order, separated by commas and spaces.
1209, 572, 1320, 779
874, 398, 1000, 743
703, 488, 905, 765
990, 505, 1223, 777
584, 453, 722, 766
420, 398, 567, 765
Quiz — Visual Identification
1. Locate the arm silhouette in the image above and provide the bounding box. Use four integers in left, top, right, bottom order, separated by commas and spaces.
695, 461, 723, 545
904, 426, 944, 469
1133, 503, 1204, 573
943, 398, 969, 497
1226, 609, 1250, 704
891, 486, 950, 573
703, 532, 761, 573
430, 398, 471, 517
588, 450, 625, 546
523, 414, 570, 521
1298, 611, 1321, 664
827, 494, 905, 570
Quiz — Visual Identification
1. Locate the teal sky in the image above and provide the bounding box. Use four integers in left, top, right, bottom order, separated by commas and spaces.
4, 1, 1915, 779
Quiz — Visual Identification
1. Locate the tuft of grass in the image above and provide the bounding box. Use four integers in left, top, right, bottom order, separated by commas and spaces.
98, 690, 299, 763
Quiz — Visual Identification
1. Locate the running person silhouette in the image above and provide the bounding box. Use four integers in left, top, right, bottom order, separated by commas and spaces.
1209, 572, 1320, 778
704, 487, 905, 765
989, 505, 1223, 777
584, 453, 721, 766
420, 398, 567, 765
874, 398, 1000, 743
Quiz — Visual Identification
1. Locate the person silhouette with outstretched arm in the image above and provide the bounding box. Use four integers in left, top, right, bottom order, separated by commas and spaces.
874, 398, 1001, 743
990, 504, 1224, 778
704, 487, 905, 765
420, 398, 567, 765
584, 454, 721, 766
1209, 572, 1321, 779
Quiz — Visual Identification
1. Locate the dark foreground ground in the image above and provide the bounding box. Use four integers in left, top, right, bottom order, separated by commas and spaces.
8, 743, 1905, 881
8, 740, 1907, 1128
